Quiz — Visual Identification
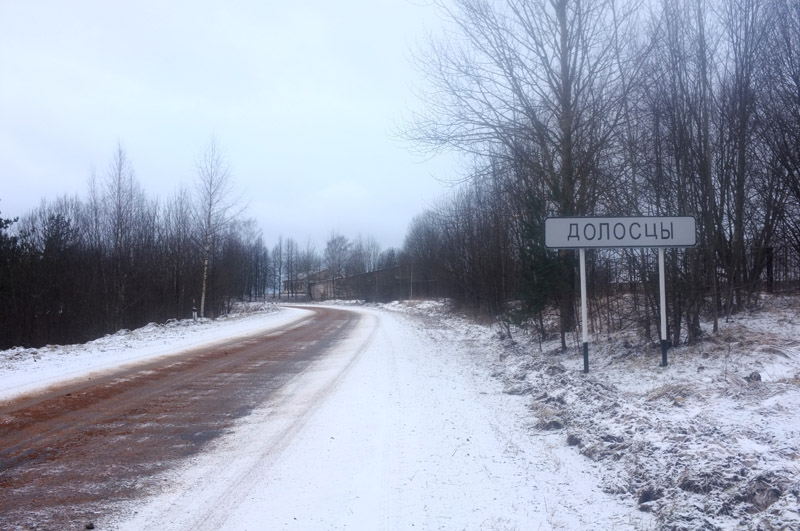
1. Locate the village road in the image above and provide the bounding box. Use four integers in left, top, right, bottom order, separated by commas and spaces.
0, 306, 360, 531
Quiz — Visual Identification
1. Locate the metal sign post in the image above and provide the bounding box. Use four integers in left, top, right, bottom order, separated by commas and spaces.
658, 247, 668, 366
545, 216, 696, 372
579, 248, 589, 372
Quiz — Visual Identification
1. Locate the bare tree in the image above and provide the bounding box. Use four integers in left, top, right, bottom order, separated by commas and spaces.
285, 237, 298, 298
364, 235, 382, 273
766, 0, 800, 251
405, 0, 640, 346
272, 236, 283, 298
164, 186, 196, 314
102, 143, 147, 327
324, 232, 350, 298
297, 237, 320, 298
347, 235, 381, 276
194, 135, 241, 317
324, 232, 350, 278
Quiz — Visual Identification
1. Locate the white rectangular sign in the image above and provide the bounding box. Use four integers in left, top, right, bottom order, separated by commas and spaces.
545, 216, 696, 249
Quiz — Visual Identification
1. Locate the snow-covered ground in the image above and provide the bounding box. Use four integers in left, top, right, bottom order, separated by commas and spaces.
2, 297, 798, 530
102, 304, 651, 530
382, 297, 800, 530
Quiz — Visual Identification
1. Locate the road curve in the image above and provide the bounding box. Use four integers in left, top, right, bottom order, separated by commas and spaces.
0, 306, 360, 531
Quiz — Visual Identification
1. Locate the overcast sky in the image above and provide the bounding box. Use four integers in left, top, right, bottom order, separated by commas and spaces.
0, 0, 458, 249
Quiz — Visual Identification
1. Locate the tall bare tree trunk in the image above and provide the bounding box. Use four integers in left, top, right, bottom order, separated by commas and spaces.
194, 135, 240, 319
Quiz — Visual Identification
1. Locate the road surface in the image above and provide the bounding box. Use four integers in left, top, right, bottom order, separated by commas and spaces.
0, 306, 360, 530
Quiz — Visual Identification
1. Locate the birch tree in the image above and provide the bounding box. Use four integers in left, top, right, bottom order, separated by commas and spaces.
195, 136, 240, 318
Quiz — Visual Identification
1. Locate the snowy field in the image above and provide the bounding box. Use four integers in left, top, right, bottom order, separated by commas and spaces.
2, 297, 799, 530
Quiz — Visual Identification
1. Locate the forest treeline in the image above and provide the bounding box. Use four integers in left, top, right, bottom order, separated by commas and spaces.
401, 0, 800, 348
0, 142, 401, 349
3, 0, 800, 351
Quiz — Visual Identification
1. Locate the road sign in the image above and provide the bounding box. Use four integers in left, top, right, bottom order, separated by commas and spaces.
544, 216, 696, 372
545, 216, 696, 249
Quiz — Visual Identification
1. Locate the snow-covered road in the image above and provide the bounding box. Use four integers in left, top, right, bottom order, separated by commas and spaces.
106, 306, 647, 530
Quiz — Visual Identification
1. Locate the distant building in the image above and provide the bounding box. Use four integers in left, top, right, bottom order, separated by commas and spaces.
283, 269, 333, 299
281, 265, 443, 302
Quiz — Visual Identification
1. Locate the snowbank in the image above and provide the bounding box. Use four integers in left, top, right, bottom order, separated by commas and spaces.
0, 303, 310, 403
